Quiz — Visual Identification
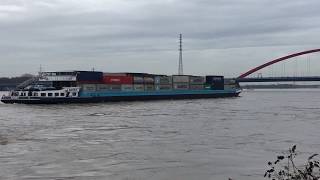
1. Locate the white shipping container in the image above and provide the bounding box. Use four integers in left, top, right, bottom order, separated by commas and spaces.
109, 84, 121, 91
133, 84, 144, 91
121, 84, 134, 91
81, 84, 97, 91
144, 84, 155, 91
173, 83, 189, 90
189, 84, 204, 90
97, 84, 109, 91
155, 84, 172, 90
224, 79, 236, 85
143, 77, 155, 84
133, 76, 144, 84
154, 76, 172, 84
172, 75, 190, 83
224, 84, 236, 90
189, 76, 205, 84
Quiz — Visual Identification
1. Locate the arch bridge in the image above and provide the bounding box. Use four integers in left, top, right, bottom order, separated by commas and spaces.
236, 49, 320, 82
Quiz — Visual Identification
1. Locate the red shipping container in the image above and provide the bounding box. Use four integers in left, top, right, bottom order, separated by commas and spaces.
102, 76, 133, 84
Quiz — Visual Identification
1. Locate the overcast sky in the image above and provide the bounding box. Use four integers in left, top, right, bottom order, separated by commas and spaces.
1, 0, 320, 77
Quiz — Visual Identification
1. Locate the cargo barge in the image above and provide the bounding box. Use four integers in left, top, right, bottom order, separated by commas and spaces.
1, 71, 241, 104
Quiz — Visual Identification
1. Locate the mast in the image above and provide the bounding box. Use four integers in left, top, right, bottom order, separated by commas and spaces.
39, 64, 42, 77
178, 34, 183, 75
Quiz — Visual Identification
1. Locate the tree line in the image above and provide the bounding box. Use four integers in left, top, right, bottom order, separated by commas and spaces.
0, 74, 34, 85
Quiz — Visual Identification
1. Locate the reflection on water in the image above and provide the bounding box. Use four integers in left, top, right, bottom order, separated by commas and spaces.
1, 90, 320, 180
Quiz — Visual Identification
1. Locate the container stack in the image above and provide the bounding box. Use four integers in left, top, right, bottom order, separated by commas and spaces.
189, 76, 205, 90
205, 76, 224, 90
132, 74, 144, 91
77, 71, 103, 91
154, 75, 172, 90
77, 71, 103, 84
101, 73, 133, 91
172, 75, 190, 90
77, 71, 226, 92
224, 79, 239, 89
80, 84, 97, 91
144, 75, 155, 91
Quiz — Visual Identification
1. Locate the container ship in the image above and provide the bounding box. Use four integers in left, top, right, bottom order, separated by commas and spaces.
1, 71, 241, 104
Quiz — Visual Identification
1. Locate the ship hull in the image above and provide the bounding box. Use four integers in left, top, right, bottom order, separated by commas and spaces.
1, 90, 241, 104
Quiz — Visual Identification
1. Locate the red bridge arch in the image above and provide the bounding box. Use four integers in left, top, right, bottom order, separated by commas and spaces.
238, 49, 320, 78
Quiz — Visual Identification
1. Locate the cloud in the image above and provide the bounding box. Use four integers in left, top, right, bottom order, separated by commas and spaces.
0, 0, 320, 77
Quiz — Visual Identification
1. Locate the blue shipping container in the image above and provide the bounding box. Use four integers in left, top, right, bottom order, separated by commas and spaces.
77, 71, 103, 82
205, 76, 224, 84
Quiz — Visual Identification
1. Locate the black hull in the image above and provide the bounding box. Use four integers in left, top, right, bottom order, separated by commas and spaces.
1, 92, 240, 104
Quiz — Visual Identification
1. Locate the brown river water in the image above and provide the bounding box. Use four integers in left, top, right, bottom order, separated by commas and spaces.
1, 89, 320, 180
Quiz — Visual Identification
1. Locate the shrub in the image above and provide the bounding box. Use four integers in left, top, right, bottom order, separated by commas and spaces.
265, 145, 320, 180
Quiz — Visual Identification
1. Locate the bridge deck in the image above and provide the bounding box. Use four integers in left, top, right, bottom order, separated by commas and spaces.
236, 76, 320, 82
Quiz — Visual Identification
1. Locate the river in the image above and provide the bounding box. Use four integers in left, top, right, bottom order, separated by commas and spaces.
1, 89, 320, 180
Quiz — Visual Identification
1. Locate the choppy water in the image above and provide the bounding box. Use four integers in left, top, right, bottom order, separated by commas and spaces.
1, 89, 320, 180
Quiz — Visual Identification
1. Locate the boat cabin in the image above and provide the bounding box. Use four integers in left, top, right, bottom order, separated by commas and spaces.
10, 87, 80, 98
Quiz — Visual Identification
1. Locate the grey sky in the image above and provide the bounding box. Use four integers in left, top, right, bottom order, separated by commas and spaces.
1, 0, 320, 77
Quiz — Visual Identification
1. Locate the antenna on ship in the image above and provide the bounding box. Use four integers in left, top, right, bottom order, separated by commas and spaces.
178, 34, 183, 75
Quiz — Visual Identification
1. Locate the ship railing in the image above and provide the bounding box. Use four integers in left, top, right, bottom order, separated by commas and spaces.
16, 76, 39, 90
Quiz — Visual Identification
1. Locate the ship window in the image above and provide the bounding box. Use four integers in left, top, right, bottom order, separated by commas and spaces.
41, 93, 46, 97
34, 92, 38, 96
72, 92, 77, 96
55, 93, 59, 96
60, 93, 65, 96
48, 93, 53, 97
